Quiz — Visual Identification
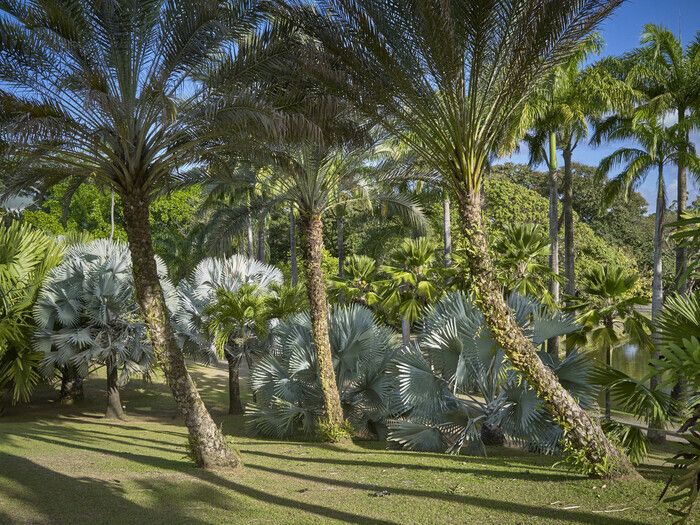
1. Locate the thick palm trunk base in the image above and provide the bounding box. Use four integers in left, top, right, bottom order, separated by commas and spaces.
123, 192, 238, 469
456, 192, 638, 479
300, 213, 346, 439
226, 352, 244, 416
59, 367, 84, 403
105, 357, 126, 420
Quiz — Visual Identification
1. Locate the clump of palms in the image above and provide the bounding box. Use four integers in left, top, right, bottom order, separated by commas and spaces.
287, 0, 636, 476
329, 255, 381, 307
34, 240, 155, 419
248, 304, 400, 440
0, 221, 63, 408
389, 292, 590, 454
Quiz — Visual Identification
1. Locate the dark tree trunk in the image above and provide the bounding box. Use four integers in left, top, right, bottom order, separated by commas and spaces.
122, 190, 237, 469
105, 356, 125, 420
481, 422, 505, 446
648, 166, 666, 444
299, 213, 345, 435
257, 213, 266, 262
289, 207, 298, 286
59, 367, 84, 403
443, 193, 452, 268
225, 351, 244, 415
547, 133, 560, 356
455, 190, 638, 479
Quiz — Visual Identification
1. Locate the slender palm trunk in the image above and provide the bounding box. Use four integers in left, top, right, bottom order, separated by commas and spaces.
289, 207, 298, 286
455, 189, 637, 479
246, 213, 254, 259
105, 355, 125, 420
299, 213, 345, 435
401, 318, 411, 348
257, 213, 266, 262
603, 317, 613, 421
648, 165, 666, 444
337, 211, 345, 278
122, 191, 237, 469
563, 147, 575, 299
443, 193, 452, 268
225, 350, 244, 415
676, 107, 688, 293
547, 133, 560, 356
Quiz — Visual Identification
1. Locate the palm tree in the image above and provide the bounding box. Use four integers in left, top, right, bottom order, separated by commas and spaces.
288, 0, 636, 475
0, 221, 62, 407
625, 24, 700, 292
594, 114, 698, 439
0, 0, 262, 467
567, 265, 653, 420
34, 240, 154, 420
329, 255, 381, 307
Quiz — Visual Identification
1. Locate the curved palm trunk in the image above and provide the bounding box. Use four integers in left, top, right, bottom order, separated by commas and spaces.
122, 192, 238, 469
443, 193, 452, 268
225, 350, 244, 415
648, 165, 666, 444
547, 133, 560, 356
289, 207, 298, 286
456, 190, 637, 479
300, 213, 345, 435
105, 356, 125, 420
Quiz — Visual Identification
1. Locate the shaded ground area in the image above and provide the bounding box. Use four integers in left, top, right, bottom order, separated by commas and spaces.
0, 362, 682, 524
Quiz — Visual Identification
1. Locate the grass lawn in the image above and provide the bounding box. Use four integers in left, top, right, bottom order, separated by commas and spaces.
0, 363, 685, 524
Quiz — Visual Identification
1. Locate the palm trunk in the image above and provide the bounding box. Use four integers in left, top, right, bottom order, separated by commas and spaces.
299, 213, 345, 436
603, 317, 613, 421
105, 356, 125, 420
676, 106, 688, 293
59, 366, 83, 403
225, 350, 244, 415
337, 211, 345, 278
455, 190, 637, 479
547, 133, 560, 356
648, 165, 666, 444
401, 317, 411, 348
122, 191, 237, 469
290, 207, 298, 286
257, 213, 266, 262
246, 212, 254, 259
562, 147, 575, 298
443, 193, 452, 268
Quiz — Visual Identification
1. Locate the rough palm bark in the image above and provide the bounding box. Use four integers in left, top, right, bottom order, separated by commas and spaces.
456, 189, 637, 478
59, 367, 84, 403
547, 133, 560, 356
299, 213, 345, 434
225, 351, 244, 415
443, 194, 452, 268
122, 191, 238, 469
105, 356, 125, 420
289, 207, 298, 286
648, 165, 666, 444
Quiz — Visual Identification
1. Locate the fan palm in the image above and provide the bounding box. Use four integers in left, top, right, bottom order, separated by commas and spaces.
248, 303, 400, 439
287, 0, 635, 475
0, 0, 271, 467
175, 255, 283, 414
625, 24, 700, 291
329, 254, 381, 307
34, 240, 155, 419
390, 292, 590, 455
0, 221, 62, 406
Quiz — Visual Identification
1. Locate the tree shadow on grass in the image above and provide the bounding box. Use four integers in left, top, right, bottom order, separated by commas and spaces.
0, 431, 653, 525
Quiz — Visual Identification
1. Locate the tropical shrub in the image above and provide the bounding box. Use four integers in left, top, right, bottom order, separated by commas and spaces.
388, 292, 595, 454
0, 221, 63, 406
34, 240, 154, 418
248, 304, 400, 440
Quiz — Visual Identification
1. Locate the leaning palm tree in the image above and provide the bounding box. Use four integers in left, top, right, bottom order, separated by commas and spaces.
287, 0, 636, 475
0, 0, 266, 467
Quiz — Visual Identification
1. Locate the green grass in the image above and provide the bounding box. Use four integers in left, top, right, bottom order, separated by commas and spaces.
0, 364, 684, 524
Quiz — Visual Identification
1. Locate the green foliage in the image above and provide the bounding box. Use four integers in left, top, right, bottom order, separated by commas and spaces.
661, 424, 700, 524
329, 255, 381, 306
0, 221, 63, 402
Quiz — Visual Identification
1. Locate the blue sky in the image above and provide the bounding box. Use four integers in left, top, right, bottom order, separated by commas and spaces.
504, 0, 700, 213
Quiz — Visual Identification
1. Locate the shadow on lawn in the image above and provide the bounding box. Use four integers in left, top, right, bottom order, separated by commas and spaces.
0, 428, 651, 525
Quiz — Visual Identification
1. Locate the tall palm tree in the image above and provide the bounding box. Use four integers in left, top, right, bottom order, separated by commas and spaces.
625, 24, 700, 292
0, 0, 265, 468
288, 0, 636, 475
594, 114, 698, 439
